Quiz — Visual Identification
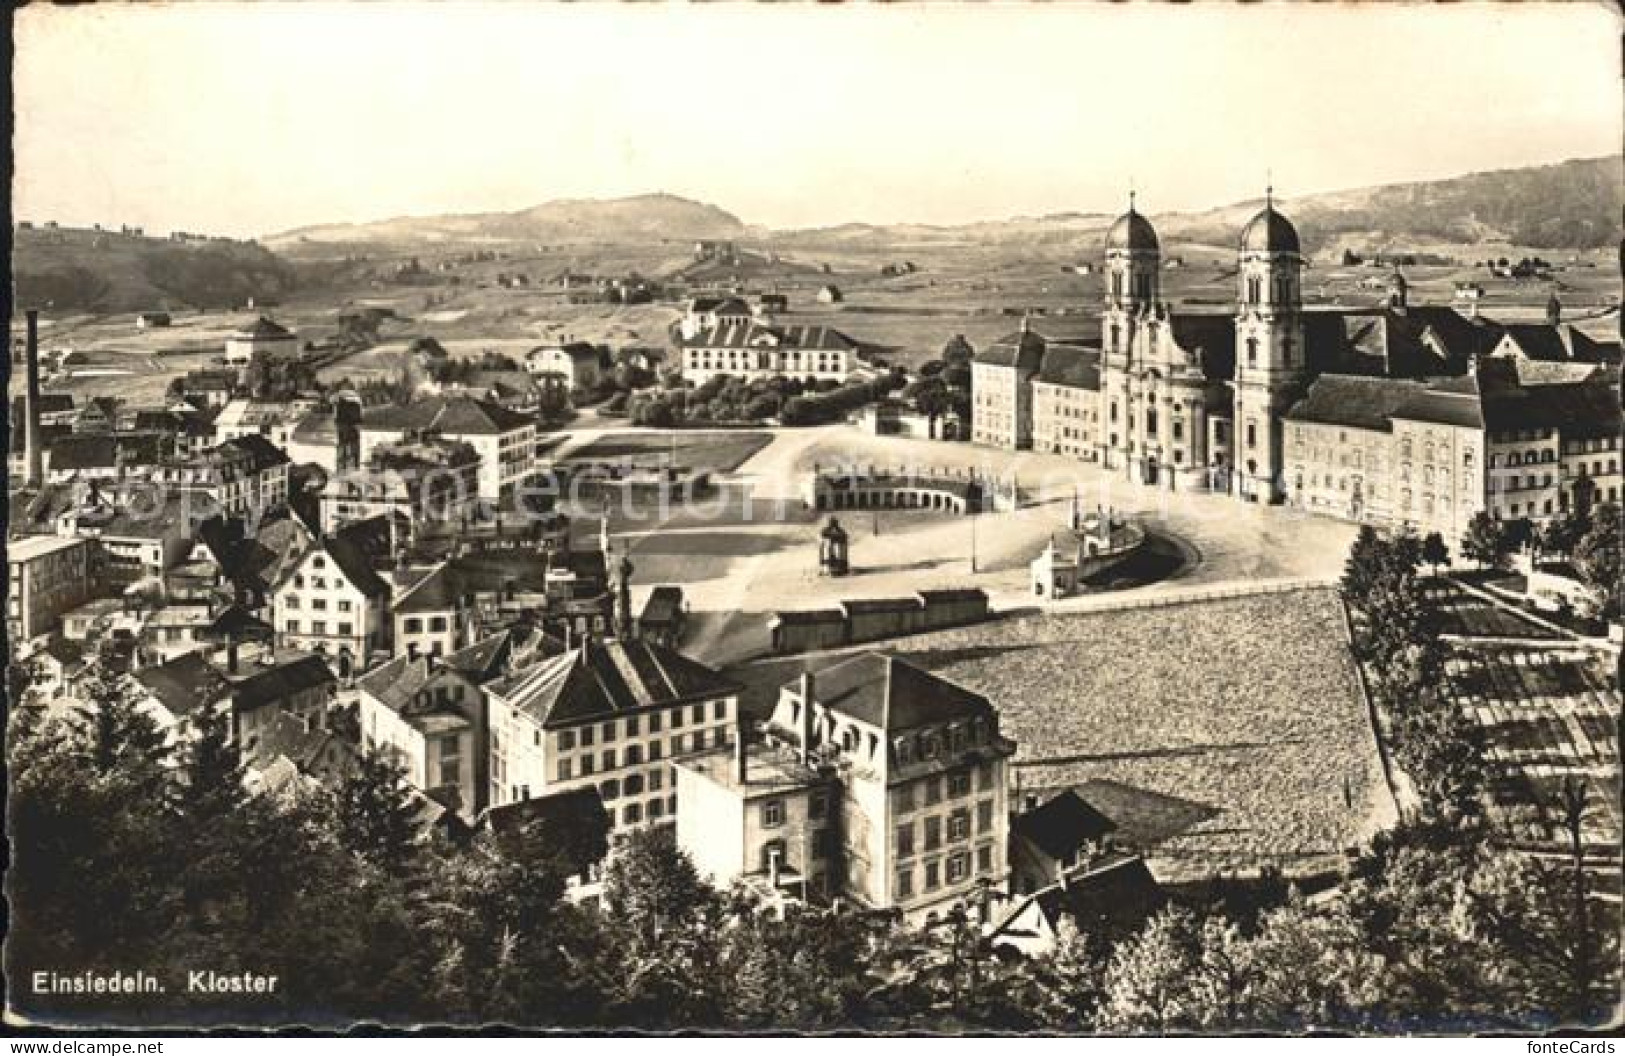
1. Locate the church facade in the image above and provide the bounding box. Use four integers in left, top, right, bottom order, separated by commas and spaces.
970, 197, 1622, 542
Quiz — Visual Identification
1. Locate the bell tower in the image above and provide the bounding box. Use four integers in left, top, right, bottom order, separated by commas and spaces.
1099, 194, 1162, 470
1233, 188, 1306, 504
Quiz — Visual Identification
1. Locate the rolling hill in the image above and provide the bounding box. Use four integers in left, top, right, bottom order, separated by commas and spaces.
769, 157, 1623, 258
12, 228, 298, 313
267, 192, 748, 251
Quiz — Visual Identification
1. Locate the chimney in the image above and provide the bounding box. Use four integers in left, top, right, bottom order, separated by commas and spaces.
798, 669, 816, 764
733, 711, 749, 785
225, 635, 240, 675
24, 309, 43, 486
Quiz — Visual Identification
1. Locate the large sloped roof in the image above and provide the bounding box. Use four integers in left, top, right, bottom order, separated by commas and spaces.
1011, 789, 1118, 861
359, 395, 533, 436
493, 639, 741, 730
232, 654, 336, 713
803, 652, 992, 732
135, 651, 232, 719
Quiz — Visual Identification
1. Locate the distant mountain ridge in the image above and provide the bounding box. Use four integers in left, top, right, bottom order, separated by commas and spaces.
260, 156, 1619, 254
774, 156, 1624, 253
267, 192, 748, 248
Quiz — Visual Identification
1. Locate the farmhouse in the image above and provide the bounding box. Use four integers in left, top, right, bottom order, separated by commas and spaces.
225, 316, 298, 365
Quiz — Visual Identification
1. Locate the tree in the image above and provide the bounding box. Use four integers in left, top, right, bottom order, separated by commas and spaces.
1421, 532, 1450, 574
602, 826, 715, 946
1571, 502, 1622, 620
1460, 510, 1505, 569
332, 748, 424, 877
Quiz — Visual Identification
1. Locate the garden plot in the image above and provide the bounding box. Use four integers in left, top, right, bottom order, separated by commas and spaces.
1446, 646, 1621, 852
1424, 580, 1565, 639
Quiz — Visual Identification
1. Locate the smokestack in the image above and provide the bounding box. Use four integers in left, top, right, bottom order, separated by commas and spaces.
798, 669, 816, 764
24, 309, 43, 486
733, 710, 748, 785
226, 635, 240, 675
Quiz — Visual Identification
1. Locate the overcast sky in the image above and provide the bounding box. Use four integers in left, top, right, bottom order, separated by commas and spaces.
13, 2, 1621, 239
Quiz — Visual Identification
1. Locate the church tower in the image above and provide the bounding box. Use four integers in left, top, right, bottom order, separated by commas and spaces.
1098, 195, 1161, 469
1232, 189, 1306, 504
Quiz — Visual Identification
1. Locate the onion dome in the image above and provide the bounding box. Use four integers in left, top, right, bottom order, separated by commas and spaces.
1105, 199, 1160, 253
1239, 192, 1301, 254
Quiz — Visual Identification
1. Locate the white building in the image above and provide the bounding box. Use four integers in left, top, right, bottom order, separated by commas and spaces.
225, 316, 299, 365
524, 342, 610, 390
268, 523, 392, 679
482, 638, 742, 834
357, 396, 540, 506
678, 322, 862, 385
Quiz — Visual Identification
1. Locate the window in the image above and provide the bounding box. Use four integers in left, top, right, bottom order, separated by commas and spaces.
948, 810, 971, 842
713, 699, 727, 720
892, 784, 916, 813
977, 762, 993, 791
1246, 337, 1258, 368
581, 726, 595, 748
1246, 422, 1258, 450
623, 803, 642, 825
311, 597, 328, 611
429, 616, 447, 633
311, 621, 326, 635
601, 721, 617, 743
601, 749, 615, 770
650, 768, 663, 791
671, 707, 685, 728
947, 853, 969, 884
713, 727, 729, 749
649, 741, 663, 762
624, 774, 644, 796
924, 862, 940, 890
580, 756, 596, 777
896, 869, 914, 899
692, 703, 705, 723
285, 619, 298, 632
624, 715, 639, 737
626, 744, 643, 765
896, 822, 915, 857
286, 596, 301, 610
557, 758, 573, 781
338, 599, 352, 613
810, 793, 827, 821
649, 712, 662, 733
948, 770, 972, 798
925, 776, 942, 805
763, 799, 785, 828
648, 799, 664, 820
925, 816, 942, 851
600, 779, 619, 802
560, 730, 576, 751
977, 799, 994, 833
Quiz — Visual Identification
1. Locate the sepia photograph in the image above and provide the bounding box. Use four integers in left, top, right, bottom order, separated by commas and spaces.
4, 0, 1622, 1041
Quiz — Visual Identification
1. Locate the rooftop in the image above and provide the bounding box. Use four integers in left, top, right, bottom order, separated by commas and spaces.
800, 652, 994, 732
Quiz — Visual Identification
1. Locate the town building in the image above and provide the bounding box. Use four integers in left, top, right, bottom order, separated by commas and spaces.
155, 434, 291, 521
677, 322, 862, 385
225, 316, 299, 365
676, 653, 1016, 923
133, 651, 233, 742
231, 652, 338, 748
268, 522, 393, 678
357, 653, 486, 818
7, 534, 96, 644
321, 437, 480, 542
524, 342, 610, 389
482, 638, 743, 833
357, 396, 540, 507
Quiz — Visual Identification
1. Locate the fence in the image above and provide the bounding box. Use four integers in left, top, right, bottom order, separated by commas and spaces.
1022, 576, 1338, 619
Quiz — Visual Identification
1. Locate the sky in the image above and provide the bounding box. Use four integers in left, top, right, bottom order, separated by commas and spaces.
13, 2, 1622, 239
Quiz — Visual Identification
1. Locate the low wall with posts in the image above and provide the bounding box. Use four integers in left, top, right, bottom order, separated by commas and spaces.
801, 464, 1019, 515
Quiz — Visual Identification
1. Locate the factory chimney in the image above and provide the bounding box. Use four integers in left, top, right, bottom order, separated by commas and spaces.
24, 309, 44, 486
798, 669, 817, 765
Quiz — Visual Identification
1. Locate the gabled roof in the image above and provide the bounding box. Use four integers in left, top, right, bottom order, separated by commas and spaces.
213, 433, 292, 473
1285, 374, 1429, 433
357, 654, 479, 722
974, 327, 1047, 372
1011, 789, 1118, 861
233, 316, 295, 340
321, 519, 392, 597
1034, 346, 1101, 390
491, 639, 741, 729
232, 654, 336, 713
136, 651, 232, 719
680, 321, 859, 352
991, 852, 1164, 946
639, 586, 684, 626
443, 625, 565, 685
47, 433, 167, 472
805, 653, 992, 732
359, 394, 533, 436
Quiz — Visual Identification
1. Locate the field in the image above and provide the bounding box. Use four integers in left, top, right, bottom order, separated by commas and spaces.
560, 431, 775, 474
1447, 646, 1621, 853
734, 586, 1388, 882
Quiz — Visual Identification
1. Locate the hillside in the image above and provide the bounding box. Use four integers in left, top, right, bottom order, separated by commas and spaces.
12, 227, 298, 313
777, 156, 1624, 255
267, 193, 747, 251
